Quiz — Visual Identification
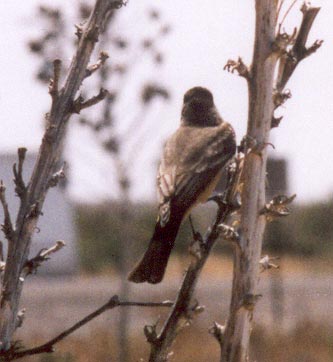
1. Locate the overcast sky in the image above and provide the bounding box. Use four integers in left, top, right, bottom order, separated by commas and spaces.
1, 0, 332, 204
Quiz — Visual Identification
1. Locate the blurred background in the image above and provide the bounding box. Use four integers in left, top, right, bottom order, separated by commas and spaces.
1, 0, 333, 361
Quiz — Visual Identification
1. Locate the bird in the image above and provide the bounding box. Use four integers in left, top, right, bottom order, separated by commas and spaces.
128, 86, 236, 284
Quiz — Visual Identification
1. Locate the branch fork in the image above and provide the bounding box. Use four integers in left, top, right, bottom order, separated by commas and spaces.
273, 27, 297, 55
72, 88, 109, 114
303, 39, 323, 58
23, 240, 66, 276
276, 4, 322, 92
85, 51, 109, 78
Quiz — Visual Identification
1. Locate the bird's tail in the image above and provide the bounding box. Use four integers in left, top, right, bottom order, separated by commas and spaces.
128, 216, 182, 284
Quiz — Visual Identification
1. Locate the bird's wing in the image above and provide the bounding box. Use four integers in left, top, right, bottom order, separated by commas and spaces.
157, 122, 235, 226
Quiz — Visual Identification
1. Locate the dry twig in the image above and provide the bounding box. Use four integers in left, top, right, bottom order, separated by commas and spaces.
12, 148, 27, 199
85, 51, 109, 77
0, 183, 14, 243
276, 3, 322, 92
23, 240, 66, 276
2, 296, 173, 361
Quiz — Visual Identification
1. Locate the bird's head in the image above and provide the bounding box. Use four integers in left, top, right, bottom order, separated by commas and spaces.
181, 87, 220, 127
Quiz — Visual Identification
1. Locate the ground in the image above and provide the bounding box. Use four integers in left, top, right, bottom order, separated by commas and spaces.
16, 256, 333, 361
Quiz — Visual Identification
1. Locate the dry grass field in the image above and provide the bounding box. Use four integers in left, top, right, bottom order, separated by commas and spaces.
16, 256, 333, 361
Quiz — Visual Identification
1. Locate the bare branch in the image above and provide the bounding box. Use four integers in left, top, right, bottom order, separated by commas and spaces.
0, 241, 66, 279
23, 240, 66, 276
0, 0, 127, 352
85, 51, 109, 78
12, 148, 27, 199
220, 3, 321, 360
278, 0, 298, 29
0, 182, 14, 243
276, 4, 322, 92
221, 3, 279, 361
120, 300, 173, 308
3, 295, 172, 361
72, 88, 109, 114
272, 27, 297, 55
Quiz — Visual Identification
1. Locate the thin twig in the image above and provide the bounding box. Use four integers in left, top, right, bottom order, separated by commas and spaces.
12, 148, 27, 199
276, 0, 285, 23
276, 4, 322, 92
0, 182, 14, 243
72, 88, 109, 114
3, 296, 173, 361
279, 0, 298, 29
85, 51, 109, 77
23, 241, 66, 276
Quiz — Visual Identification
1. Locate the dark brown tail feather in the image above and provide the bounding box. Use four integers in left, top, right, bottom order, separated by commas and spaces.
128, 216, 182, 284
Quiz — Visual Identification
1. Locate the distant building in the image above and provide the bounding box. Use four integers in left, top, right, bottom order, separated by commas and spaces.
216, 156, 288, 199
0, 151, 78, 275
266, 157, 288, 199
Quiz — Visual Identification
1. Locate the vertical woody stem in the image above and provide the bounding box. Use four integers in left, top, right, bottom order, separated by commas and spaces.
0, 0, 122, 352
221, 1, 279, 361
